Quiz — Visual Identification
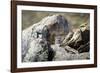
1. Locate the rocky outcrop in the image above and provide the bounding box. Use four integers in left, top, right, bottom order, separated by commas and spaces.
61, 23, 90, 53
22, 14, 69, 62
22, 14, 90, 62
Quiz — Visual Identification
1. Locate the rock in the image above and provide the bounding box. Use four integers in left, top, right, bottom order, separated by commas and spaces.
80, 22, 90, 44
52, 44, 89, 61
23, 37, 55, 62
62, 29, 83, 49
60, 32, 74, 46
22, 14, 90, 62
22, 14, 69, 62
32, 14, 69, 36
78, 52, 90, 59
51, 45, 78, 61
51, 44, 70, 61
64, 46, 79, 54
77, 42, 90, 53
61, 22, 90, 53
68, 29, 83, 49
23, 38, 49, 62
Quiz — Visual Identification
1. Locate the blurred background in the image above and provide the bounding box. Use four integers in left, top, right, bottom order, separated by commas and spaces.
22, 10, 90, 30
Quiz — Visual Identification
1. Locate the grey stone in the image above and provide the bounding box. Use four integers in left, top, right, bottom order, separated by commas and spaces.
22, 14, 69, 62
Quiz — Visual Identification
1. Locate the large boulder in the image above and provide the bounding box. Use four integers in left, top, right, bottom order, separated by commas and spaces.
22, 14, 69, 62
22, 14, 89, 62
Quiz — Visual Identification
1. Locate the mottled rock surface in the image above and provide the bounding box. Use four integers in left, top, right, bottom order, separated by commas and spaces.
22, 15, 90, 62
22, 14, 69, 62
61, 22, 90, 53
